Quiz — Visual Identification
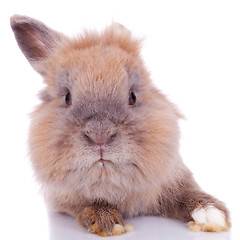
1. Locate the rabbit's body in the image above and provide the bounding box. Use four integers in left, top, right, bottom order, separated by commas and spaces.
11, 15, 231, 236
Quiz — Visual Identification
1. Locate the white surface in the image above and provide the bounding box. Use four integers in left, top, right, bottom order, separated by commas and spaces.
1, 0, 240, 239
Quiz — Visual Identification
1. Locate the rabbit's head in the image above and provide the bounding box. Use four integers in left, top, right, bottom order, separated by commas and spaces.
11, 16, 182, 203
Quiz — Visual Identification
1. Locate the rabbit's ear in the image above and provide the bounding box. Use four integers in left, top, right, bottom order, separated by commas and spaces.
112, 22, 131, 35
10, 15, 64, 71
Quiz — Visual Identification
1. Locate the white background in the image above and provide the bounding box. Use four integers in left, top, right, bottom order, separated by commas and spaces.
1, 0, 240, 239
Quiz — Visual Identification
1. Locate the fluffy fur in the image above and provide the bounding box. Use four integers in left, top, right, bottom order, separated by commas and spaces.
11, 15, 231, 236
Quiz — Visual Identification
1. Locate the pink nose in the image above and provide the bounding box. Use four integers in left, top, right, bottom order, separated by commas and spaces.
96, 142, 104, 147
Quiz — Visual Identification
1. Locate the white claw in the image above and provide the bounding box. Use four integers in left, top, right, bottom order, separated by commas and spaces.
124, 223, 135, 232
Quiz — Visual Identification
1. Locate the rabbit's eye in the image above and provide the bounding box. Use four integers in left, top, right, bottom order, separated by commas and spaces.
65, 92, 72, 105
129, 90, 136, 105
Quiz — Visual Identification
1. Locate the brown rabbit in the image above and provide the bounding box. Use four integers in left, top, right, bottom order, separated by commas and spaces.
10, 15, 231, 236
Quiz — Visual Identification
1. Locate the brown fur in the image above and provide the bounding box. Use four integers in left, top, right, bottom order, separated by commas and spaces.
11, 15, 230, 235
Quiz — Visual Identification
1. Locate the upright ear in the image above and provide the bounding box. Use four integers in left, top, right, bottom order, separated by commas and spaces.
10, 15, 65, 72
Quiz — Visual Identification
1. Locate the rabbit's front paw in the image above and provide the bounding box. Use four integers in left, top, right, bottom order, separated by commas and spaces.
77, 205, 134, 237
188, 206, 231, 232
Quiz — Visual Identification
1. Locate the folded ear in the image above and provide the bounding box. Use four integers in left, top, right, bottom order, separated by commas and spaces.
10, 15, 65, 72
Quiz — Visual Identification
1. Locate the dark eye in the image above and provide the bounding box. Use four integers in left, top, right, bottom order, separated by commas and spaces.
129, 90, 136, 105
65, 92, 71, 105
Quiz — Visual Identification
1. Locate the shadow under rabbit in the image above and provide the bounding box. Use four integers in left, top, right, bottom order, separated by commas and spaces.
48, 211, 232, 240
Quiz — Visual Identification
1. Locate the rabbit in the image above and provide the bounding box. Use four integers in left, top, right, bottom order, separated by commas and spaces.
10, 15, 231, 236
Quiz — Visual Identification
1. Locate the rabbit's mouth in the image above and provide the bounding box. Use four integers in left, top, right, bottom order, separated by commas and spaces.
95, 158, 112, 167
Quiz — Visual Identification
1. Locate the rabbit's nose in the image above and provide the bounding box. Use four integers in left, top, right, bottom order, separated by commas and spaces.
82, 116, 118, 146
83, 131, 117, 146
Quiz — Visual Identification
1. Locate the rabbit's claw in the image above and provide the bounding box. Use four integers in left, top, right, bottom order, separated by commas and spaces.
88, 223, 134, 237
